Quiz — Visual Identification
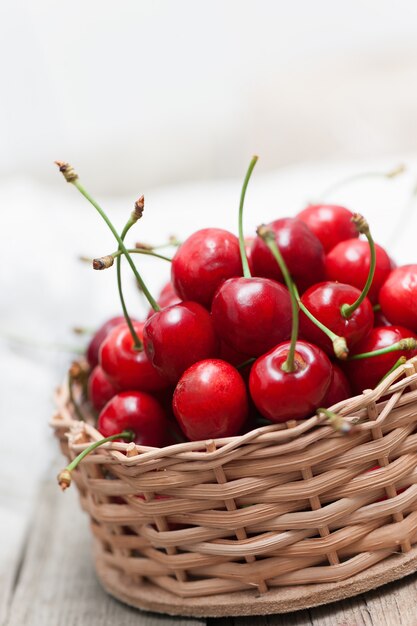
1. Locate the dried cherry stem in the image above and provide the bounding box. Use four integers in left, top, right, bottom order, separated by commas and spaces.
57, 430, 134, 490
55, 162, 160, 312
135, 236, 181, 250
239, 156, 258, 278
378, 356, 407, 385
317, 163, 405, 202
341, 214, 376, 319
93, 248, 172, 268
317, 408, 352, 434
349, 338, 417, 360
293, 284, 349, 360
257, 225, 299, 373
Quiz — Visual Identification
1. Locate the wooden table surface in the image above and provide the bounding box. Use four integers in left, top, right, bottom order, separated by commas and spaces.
1, 462, 417, 626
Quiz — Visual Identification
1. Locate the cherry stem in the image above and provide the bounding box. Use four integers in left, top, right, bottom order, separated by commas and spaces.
317, 408, 352, 434
293, 284, 349, 360
349, 338, 417, 360
57, 430, 134, 490
341, 214, 376, 319
373, 303, 381, 312
239, 156, 258, 278
236, 357, 256, 370
317, 164, 405, 201
378, 356, 407, 385
257, 225, 299, 373
55, 162, 160, 311
97, 248, 172, 266
116, 216, 143, 351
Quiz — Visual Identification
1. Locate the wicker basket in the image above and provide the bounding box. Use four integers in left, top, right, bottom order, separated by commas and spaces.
51, 357, 417, 617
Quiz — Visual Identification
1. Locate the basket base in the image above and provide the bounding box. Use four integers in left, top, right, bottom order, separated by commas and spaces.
95, 547, 417, 618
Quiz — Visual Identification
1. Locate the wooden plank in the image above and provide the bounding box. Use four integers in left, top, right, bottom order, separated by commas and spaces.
3, 470, 204, 626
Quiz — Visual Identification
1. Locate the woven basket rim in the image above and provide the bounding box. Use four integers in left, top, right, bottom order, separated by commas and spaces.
52, 356, 417, 465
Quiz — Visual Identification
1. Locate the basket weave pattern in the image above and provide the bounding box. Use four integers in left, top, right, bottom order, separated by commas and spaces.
52, 358, 417, 599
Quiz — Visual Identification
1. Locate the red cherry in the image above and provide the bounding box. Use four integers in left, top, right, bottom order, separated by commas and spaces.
219, 340, 251, 367
143, 301, 219, 383
249, 341, 332, 422
98, 391, 169, 447
171, 228, 242, 308
373, 309, 392, 327
100, 322, 170, 392
172, 359, 248, 440
321, 363, 352, 408
250, 218, 326, 292
157, 281, 181, 308
147, 282, 182, 320
326, 238, 392, 304
300, 281, 374, 356
297, 204, 358, 252
86, 316, 126, 368
379, 265, 417, 332
211, 277, 292, 356
343, 326, 417, 394
88, 365, 119, 412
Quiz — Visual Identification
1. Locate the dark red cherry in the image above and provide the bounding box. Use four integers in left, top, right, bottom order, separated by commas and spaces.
173, 359, 248, 440
171, 228, 242, 308
326, 238, 392, 304
88, 365, 119, 412
219, 340, 251, 367
297, 204, 358, 252
86, 316, 126, 368
98, 391, 169, 447
157, 281, 182, 308
321, 363, 352, 408
147, 282, 182, 320
143, 301, 219, 383
343, 326, 417, 394
300, 281, 374, 356
250, 218, 326, 292
379, 265, 417, 332
249, 341, 332, 422
100, 322, 170, 392
211, 277, 292, 357
373, 309, 392, 327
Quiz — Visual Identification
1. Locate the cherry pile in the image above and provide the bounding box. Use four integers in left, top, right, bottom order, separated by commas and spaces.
56, 159, 417, 456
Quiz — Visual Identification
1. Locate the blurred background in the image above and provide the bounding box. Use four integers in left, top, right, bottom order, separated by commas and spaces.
1, 0, 417, 593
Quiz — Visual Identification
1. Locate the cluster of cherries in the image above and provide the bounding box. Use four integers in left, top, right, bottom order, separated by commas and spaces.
56, 158, 417, 468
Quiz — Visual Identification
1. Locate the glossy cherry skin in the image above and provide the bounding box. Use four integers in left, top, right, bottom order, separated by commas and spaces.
343, 325, 417, 394
143, 301, 219, 383
100, 322, 170, 392
171, 228, 242, 308
379, 265, 417, 332
250, 218, 326, 292
86, 316, 126, 368
297, 204, 358, 253
249, 341, 332, 422
299, 281, 374, 356
325, 238, 392, 304
173, 359, 248, 440
211, 277, 292, 357
321, 363, 352, 408
98, 391, 169, 447
88, 365, 119, 412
